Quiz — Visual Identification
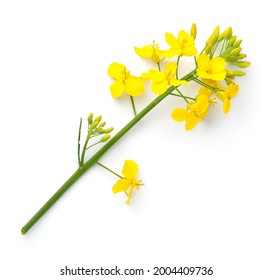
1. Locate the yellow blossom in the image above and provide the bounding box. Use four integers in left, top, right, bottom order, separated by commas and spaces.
171, 87, 210, 130
164, 30, 197, 58
108, 62, 144, 98
217, 83, 239, 114
134, 41, 165, 63
197, 54, 226, 81
144, 62, 187, 94
112, 160, 143, 205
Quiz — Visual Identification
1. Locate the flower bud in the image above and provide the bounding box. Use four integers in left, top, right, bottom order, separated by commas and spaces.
205, 44, 213, 55
226, 69, 235, 79
233, 70, 246, 76
101, 134, 111, 142
90, 121, 99, 129
104, 127, 114, 133
235, 61, 251, 68
229, 36, 237, 46
99, 121, 106, 127
233, 39, 242, 48
94, 115, 102, 124
219, 27, 232, 41
206, 26, 219, 45
95, 127, 104, 133
88, 113, 93, 125
237, 54, 247, 59
190, 23, 197, 39
225, 79, 233, 86
230, 47, 242, 56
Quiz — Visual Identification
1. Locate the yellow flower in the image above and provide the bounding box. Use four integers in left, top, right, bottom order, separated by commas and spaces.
112, 160, 143, 205
197, 54, 226, 81
108, 62, 144, 98
134, 41, 165, 63
145, 62, 187, 94
164, 30, 197, 58
171, 87, 210, 130
217, 83, 239, 114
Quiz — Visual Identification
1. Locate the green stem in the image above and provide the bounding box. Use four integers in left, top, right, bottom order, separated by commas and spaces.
170, 93, 196, 101
86, 141, 101, 150
130, 96, 137, 117
192, 77, 216, 91
157, 62, 161, 71
80, 131, 91, 166
176, 56, 181, 79
175, 88, 189, 103
21, 69, 196, 235
96, 161, 123, 179
77, 118, 82, 166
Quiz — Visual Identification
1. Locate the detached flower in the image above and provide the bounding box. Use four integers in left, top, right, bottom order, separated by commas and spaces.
197, 54, 226, 81
134, 41, 165, 63
112, 160, 143, 205
217, 83, 239, 114
108, 62, 144, 98
164, 30, 197, 58
144, 62, 187, 94
171, 87, 210, 130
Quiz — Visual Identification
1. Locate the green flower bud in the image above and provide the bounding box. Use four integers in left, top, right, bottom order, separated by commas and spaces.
225, 79, 233, 86
235, 61, 251, 68
90, 121, 99, 129
104, 127, 114, 133
237, 54, 247, 59
219, 27, 233, 41
101, 134, 111, 142
233, 39, 242, 48
99, 122, 106, 127
230, 47, 242, 56
226, 69, 235, 79
94, 115, 102, 124
88, 113, 93, 125
190, 23, 197, 39
233, 70, 246, 76
95, 127, 104, 133
206, 26, 219, 46
205, 44, 213, 55
229, 36, 237, 46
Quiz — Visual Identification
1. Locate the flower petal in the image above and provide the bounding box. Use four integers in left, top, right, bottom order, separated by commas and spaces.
122, 160, 138, 180
185, 114, 198, 130
211, 57, 226, 73
181, 45, 197, 56
171, 108, 189, 122
227, 83, 239, 98
112, 179, 130, 194
134, 46, 153, 58
148, 69, 165, 82
223, 98, 231, 114
125, 77, 144, 97
163, 48, 180, 58
151, 80, 168, 94
108, 62, 126, 79
197, 54, 210, 69
110, 79, 125, 98
164, 62, 177, 76
178, 30, 189, 42
170, 78, 187, 86
165, 32, 178, 48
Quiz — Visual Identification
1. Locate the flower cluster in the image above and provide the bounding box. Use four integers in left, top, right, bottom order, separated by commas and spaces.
108, 24, 250, 128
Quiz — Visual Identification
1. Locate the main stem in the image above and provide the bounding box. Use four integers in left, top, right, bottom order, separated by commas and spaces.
21, 70, 196, 235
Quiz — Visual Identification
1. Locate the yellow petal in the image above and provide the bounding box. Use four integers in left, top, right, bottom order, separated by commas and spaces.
196, 69, 212, 80
148, 69, 165, 82
164, 62, 177, 76
182, 45, 197, 56
112, 179, 130, 194
134, 46, 153, 58
171, 108, 189, 122
178, 30, 190, 42
108, 62, 126, 79
163, 48, 180, 58
223, 98, 231, 114
125, 77, 144, 97
170, 78, 187, 86
122, 160, 138, 180
165, 32, 178, 48
211, 57, 226, 73
197, 54, 210, 69
151, 80, 168, 94
185, 114, 198, 130
209, 71, 226, 81
227, 83, 239, 98
110, 79, 125, 98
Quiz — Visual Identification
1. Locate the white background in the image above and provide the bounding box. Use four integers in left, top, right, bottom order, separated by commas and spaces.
0, 0, 271, 279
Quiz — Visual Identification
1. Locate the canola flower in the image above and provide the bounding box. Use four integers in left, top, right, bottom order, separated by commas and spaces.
21, 24, 250, 234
